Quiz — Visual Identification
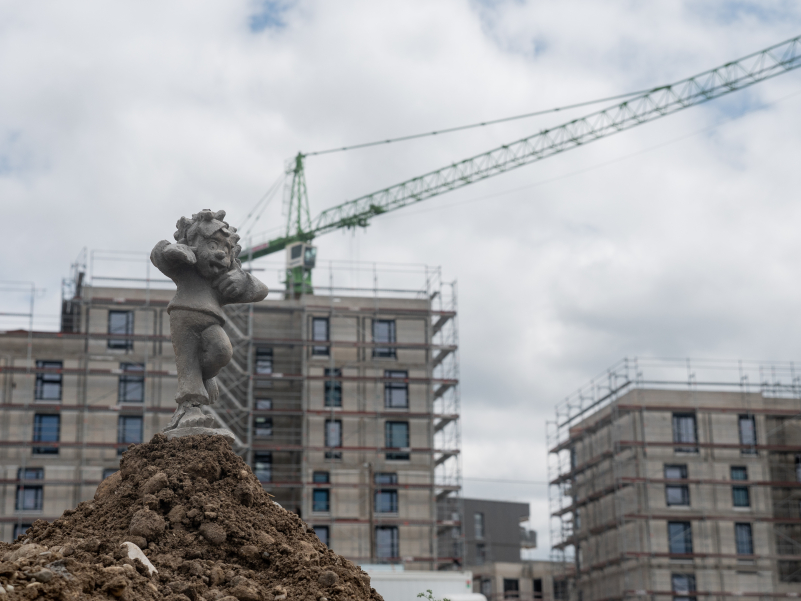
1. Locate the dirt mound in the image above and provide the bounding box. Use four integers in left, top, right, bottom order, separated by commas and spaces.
0, 434, 382, 601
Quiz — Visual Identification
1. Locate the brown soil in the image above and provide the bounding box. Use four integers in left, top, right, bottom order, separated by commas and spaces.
0, 434, 383, 601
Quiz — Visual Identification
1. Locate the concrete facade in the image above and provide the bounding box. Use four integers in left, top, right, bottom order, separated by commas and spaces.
0, 276, 462, 570
549, 362, 801, 601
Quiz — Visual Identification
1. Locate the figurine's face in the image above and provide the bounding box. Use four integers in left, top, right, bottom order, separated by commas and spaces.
195, 231, 233, 279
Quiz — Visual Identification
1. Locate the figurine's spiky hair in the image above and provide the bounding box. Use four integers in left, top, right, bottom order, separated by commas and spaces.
174, 209, 241, 260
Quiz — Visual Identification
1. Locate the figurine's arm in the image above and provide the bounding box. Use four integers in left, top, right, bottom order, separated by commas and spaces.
150, 240, 197, 278
215, 266, 268, 304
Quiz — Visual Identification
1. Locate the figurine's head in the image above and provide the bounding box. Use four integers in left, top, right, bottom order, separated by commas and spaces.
174, 210, 242, 280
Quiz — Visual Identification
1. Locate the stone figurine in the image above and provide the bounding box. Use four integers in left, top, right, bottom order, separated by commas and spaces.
151, 209, 268, 441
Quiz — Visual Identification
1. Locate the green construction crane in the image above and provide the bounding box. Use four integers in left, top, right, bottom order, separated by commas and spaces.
245, 34, 801, 296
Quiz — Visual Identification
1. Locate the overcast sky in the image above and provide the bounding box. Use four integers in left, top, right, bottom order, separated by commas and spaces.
3, 1, 801, 559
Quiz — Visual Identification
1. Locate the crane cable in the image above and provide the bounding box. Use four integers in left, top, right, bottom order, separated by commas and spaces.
303, 87, 664, 157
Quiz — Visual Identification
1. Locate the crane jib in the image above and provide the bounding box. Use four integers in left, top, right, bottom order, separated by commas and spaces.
243, 34, 801, 261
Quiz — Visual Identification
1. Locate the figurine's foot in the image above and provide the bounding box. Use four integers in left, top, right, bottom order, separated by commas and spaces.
180, 406, 217, 429
204, 378, 219, 404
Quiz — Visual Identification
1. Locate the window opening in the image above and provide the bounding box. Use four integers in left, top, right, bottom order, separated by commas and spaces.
672, 413, 698, 453
118, 363, 144, 403
312, 317, 329, 355
33, 414, 60, 455
384, 370, 408, 409
117, 415, 143, 456
254, 416, 273, 437
668, 521, 693, 555
313, 525, 329, 547
474, 512, 485, 539
312, 489, 330, 513
503, 579, 520, 599
324, 368, 342, 407
15, 468, 44, 511
313, 471, 330, 483
108, 310, 134, 350
533, 578, 543, 600
253, 452, 272, 482
665, 464, 690, 506
731, 466, 750, 507
34, 361, 63, 401
385, 421, 409, 460
735, 523, 753, 555
255, 347, 273, 374
671, 574, 697, 601
375, 526, 398, 561
738, 415, 757, 455
373, 320, 396, 358
325, 420, 342, 460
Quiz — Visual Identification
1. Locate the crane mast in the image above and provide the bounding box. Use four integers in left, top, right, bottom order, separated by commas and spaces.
246, 34, 801, 294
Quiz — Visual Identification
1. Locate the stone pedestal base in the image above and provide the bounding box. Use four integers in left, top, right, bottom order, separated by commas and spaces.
164, 427, 235, 444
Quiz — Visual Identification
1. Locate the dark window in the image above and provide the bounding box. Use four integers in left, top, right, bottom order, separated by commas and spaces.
313, 471, 330, 483
672, 414, 698, 453
118, 363, 144, 403
480, 579, 492, 598
255, 347, 273, 374
102, 468, 118, 480
375, 472, 397, 485
779, 560, 801, 582
117, 415, 143, 455
475, 512, 485, 539
375, 490, 398, 513
108, 310, 134, 349
475, 542, 486, 565
671, 574, 696, 601
15, 468, 43, 511
731, 466, 750, 507
35, 361, 63, 401
313, 525, 329, 547
796, 455, 801, 482
324, 369, 342, 407
255, 398, 272, 410
665, 465, 690, 506
668, 521, 693, 555
325, 420, 342, 460
503, 579, 519, 599
553, 580, 568, 601
384, 370, 408, 409
385, 421, 409, 460
18, 467, 43, 481
312, 317, 329, 355
13, 523, 32, 540
739, 415, 757, 454
33, 414, 60, 455
373, 320, 396, 358
533, 579, 543, 600
735, 523, 753, 555
312, 489, 330, 512
254, 452, 271, 482
254, 416, 273, 437
375, 526, 398, 560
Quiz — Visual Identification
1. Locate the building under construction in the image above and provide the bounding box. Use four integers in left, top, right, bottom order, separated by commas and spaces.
0, 253, 463, 570
548, 358, 801, 601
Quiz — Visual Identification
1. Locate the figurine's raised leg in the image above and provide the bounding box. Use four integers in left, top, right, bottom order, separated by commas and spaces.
200, 323, 232, 398
170, 309, 229, 406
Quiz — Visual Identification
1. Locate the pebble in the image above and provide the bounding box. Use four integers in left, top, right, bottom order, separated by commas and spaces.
31, 568, 53, 583
120, 542, 158, 576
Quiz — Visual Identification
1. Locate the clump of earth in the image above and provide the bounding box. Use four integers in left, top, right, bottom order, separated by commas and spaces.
0, 434, 382, 601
